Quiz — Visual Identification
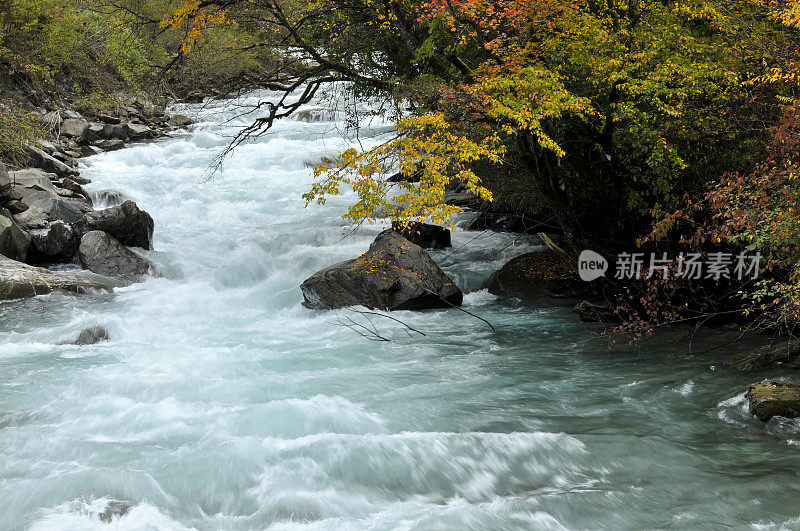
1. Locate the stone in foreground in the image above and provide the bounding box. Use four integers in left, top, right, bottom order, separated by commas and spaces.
0, 254, 111, 300
301, 231, 462, 311
79, 231, 155, 277
747, 381, 800, 422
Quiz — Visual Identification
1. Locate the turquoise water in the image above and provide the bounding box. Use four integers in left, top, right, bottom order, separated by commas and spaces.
2, 91, 800, 529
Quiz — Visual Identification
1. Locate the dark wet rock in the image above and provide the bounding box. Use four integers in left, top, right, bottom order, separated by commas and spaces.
28, 221, 79, 262
78, 230, 155, 277
747, 381, 800, 422
0, 254, 111, 300
81, 201, 154, 249
98, 501, 131, 523
301, 230, 462, 311
61, 118, 89, 139
169, 114, 192, 127
391, 221, 451, 249
573, 300, 619, 323
59, 325, 110, 345
725, 341, 800, 371
488, 249, 585, 300
0, 210, 31, 261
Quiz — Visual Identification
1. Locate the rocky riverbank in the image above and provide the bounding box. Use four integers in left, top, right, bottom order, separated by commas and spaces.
0, 96, 192, 300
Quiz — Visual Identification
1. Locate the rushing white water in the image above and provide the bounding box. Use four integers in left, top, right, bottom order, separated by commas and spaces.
3, 89, 800, 529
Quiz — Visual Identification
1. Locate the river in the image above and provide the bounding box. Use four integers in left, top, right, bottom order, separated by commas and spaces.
1, 90, 800, 529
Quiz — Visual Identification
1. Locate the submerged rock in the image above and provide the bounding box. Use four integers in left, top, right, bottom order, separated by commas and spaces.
78, 231, 155, 277
747, 381, 800, 422
81, 201, 154, 249
301, 231, 462, 311
169, 114, 192, 127
391, 221, 451, 249
98, 500, 131, 523
59, 325, 110, 345
0, 254, 111, 300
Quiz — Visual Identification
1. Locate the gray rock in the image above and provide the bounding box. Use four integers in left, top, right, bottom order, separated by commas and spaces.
301, 230, 463, 311
57, 178, 92, 203
26, 146, 78, 178
61, 118, 89, 139
127, 123, 153, 139
0, 254, 111, 300
78, 230, 155, 277
0, 211, 31, 261
29, 221, 78, 262
0, 162, 11, 197
747, 381, 800, 422
82, 123, 106, 143
169, 114, 192, 128
62, 110, 82, 120
9, 168, 60, 195
15, 195, 91, 228
97, 114, 121, 125
81, 201, 154, 249
102, 123, 129, 140
94, 139, 125, 151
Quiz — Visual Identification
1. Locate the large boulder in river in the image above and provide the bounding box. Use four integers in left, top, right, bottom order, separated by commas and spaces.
747, 381, 800, 422
487, 249, 586, 300
79, 231, 155, 277
391, 221, 451, 249
0, 254, 111, 300
81, 201, 154, 249
301, 231, 463, 311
